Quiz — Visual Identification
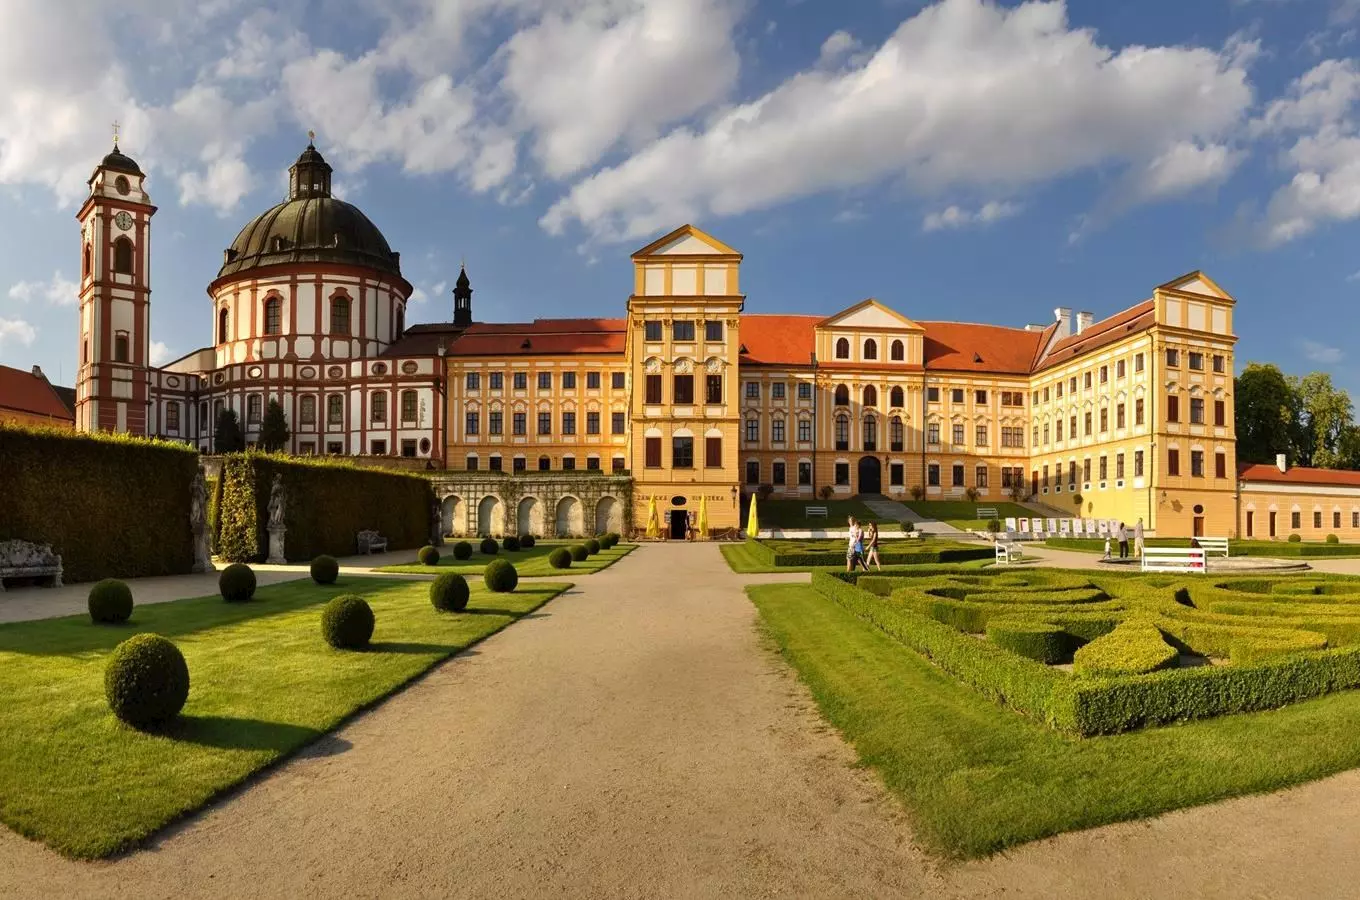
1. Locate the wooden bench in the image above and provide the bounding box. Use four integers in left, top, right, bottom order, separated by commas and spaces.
976, 507, 998, 520
1197, 537, 1230, 558
357, 530, 388, 554
805, 505, 828, 519
0, 539, 63, 591
994, 541, 1023, 564
1140, 546, 1206, 573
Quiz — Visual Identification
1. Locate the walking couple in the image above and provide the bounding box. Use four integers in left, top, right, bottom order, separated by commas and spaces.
846, 516, 880, 572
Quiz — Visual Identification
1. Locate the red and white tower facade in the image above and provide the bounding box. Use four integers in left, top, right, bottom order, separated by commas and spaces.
75, 134, 157, 434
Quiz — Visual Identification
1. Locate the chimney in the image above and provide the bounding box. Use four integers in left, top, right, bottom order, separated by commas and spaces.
31, 365, 45, 380
1053, 307, 1073, 339
1276, 453, 1287, 474
1076, 311, 1094, 334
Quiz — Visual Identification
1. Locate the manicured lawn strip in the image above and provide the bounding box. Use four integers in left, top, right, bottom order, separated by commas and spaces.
751, 581, 1360, 859
904, 501, 1035, 532
377, 541, 635, 576
745, 498, 902, 530
1045, 537, 1360, 557
0, 575, 568, 859
720, 542, 992, 574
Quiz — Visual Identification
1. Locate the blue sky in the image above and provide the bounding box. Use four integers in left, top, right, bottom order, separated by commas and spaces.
1, 0, 1358, 394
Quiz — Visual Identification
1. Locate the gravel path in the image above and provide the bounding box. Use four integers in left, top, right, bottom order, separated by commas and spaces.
0, 543, 1357, 898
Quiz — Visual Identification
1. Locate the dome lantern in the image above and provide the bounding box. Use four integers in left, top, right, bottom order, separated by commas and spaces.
289, 132, 332, 199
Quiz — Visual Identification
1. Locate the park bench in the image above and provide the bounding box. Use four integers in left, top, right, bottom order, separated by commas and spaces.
357, 530, 388, 554
1197, 537, 1230, 558
976, 506, 998, 519
1140, 546, 1206, 574
994, 540, 1023, 564
0, 539, 63, 591
805, 505, 828, 519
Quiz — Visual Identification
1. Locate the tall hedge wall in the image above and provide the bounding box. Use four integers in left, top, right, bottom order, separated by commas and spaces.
217, 453, 434, 562
0, 424, 198, 582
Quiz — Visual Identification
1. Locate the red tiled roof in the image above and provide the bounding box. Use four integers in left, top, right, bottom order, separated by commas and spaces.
1035, 300, 1156, 371
0, 365, 75, 421
447, 318, 627, 357
1238, 463, 1360, 488
737, 314, 819, 366
920, 321, 1047, 375
381, 323, 466, 358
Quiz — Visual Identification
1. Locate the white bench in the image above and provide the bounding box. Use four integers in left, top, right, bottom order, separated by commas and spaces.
1140, 546, 1206, 573
805, 505, 828, 519
977, 507, 998, 519
1197, 537, 1230, 558
995, 541, 1023, 564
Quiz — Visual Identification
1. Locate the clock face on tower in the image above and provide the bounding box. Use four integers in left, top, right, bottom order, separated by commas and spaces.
113, 211, 133, 231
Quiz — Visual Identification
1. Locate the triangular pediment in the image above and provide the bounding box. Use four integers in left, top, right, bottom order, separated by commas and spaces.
818, 299, 924, 332
1156, 270, 1233, 302
632, 224, 741, 260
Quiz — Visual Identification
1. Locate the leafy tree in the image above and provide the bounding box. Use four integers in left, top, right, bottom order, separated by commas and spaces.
1294, 372, 1354, 469
260, 399, 291, 453
213, 407, 244, 454
1234, 363, 1300, 464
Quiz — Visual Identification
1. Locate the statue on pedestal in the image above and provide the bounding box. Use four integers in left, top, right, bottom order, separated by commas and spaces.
266, 474, 287, 564
430, 495, 444, 546
190, 466, 215, 574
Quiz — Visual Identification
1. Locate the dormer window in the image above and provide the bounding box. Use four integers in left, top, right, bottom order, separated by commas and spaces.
271, 236, 289, 253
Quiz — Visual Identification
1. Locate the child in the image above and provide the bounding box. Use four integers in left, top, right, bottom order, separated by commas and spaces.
1102, 533, 1112, 560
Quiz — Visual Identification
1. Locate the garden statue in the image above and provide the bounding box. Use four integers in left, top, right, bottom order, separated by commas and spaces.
266, 474, 287, 564
430, 496, 444, 546
190, 466, 214, 574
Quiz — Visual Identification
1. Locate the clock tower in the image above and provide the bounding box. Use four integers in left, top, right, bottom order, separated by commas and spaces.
75, 131, 157, 435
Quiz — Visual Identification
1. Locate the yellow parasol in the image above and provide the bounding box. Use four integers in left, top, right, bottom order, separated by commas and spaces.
698, 494, 710, 540
645, 496, 661, 539
747, 493, 759, 538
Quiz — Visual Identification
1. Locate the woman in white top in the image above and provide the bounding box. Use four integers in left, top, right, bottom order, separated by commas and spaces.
846, 517, 863, 572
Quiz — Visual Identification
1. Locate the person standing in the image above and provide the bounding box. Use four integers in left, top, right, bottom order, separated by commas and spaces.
846, 516, 863, 573
1134, 517, 1145, 558
864, 521, 881, 571
1118, 522, 1130, 560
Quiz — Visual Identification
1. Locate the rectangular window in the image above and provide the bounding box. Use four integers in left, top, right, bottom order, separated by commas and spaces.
1100, 408, 1108, 432
562, 412, 576, 435
1188, 352, 1204, 371
1168, 448, 1180, 476
370, 440, 386, 456
611, 412, 626, 434
1335, 510, 1343, 529
247, 394, 262, 424
976, 424, 987, 446
1190, 398, 1204, 425
1214, 400, 1225, 427
1055, 420, 1063, 442
612, 456, 625, 473
1098, 456, 1108, 481
1000, 391, 1023, 407
705, 320, 724, 342
927, 387, 940, 403
1216, 453, 1227, 479
1315, 510, 1323, 529
1213, 354, 1225, 374
1083, 458, 1091, 482
644, 321, 662, 341
538, 457, 551, 472
1136, 398, 1145, 426
586, 457, 599, 471
798, 383, 812, 400
1116, 359, 1125, 379
400, 392, 417, 424
1084, 412, 1093, 436
490, 456, 503, 472
562, 457, 576, 471
562, 372, 577, 390
538, 412, 551, 435
514, 372, 527, 390
1134, 450, 1144, 477
799, 461, 812, 485
114, 332, 130, 363
771, 382, 786, 401
166, 402, 180, 433
1166, 348, 1180, 367
1135, 353, 1145, 372
798, 419, 811, 442
1167, 395, 1180, 423
537, 372, 552, 391
835, 463, 850, 486
466, 456, 479, 472
1116, 453, 1125, 480
612, 372, 626, 390
705, 436, 722, 468
673, 374, 694, 405
927, 464, 940, 487
975, 390, 988, 404
513, 412, 526, 435
646, 437, 662, 468
772, 462, 786, 485
745, 381, 760, 400
1084, 372, 1092, 389
1056, 382, 1063, 398
745, 418, 760, 442
1068, 460, 1077, 486
672, 436, 694, 469
952, 464, 964, 487
1116, 403, 1126, 430
489, 411, 503, 435
975, 465, 988, 488
890, 463, 904, 487
951, 388, 964, 404
586, 371, 600, 390
773, 418, 785, 443
672, 320, 695, 342
953, 423, 965, 445
645, 374, 663, 404
370, 393, 387, 424
466, 372, 480, 390
927, 423, 940, 445
749, 461, 763, 485
465, 412, 479, 435
1069, 377, 1077, 393
1292, 511, 1301, 530
490, 372, 503, 390
1100, 365, 1108, 384
586, 411, 600, 435
706, 375, 723, 404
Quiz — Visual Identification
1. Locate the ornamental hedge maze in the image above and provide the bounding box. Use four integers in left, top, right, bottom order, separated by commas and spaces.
813, 567, 1360, 735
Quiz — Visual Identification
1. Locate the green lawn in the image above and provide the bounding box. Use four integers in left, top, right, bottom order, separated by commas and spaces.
377, 541, 635, 576
751, 581, 1360, 859
903, 500, 1036, 531
721, 540, 990, 574
0, 575, 567, 859
745, 498, 902, 530
1045, 537, 1360, 557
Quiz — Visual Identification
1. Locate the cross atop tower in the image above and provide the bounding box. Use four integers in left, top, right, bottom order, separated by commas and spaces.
112, 119, 120, 148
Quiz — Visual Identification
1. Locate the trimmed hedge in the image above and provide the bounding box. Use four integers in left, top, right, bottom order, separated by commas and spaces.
219, 563, 257, 603
744, 539, 991, 569
217, 453, 434, 563
549, 547, 572, 569
503, 536, 521, 552
986, 620, 1072, 664
520, 534, 536, 549
430, 573, 470, 612
88, 579, 134, 624
452, 541, 473, 560
320, 595, 375, 649
1072, 621, 1179, 678
570, 544, 589, 562
418, 545, 440, 566
310, 555, 339, 585
104, 634, 190, 728
584, 538, 601, 555
480, 537, 499, 555
0, 425, 197, 582
484, 559, 519, 593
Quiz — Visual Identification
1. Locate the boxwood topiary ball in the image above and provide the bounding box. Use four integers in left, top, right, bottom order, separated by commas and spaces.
484, 559, 519, 593
104, 634, 190, 728
549, 547, 572, 569
1327, 534, 1340, 545
480, 537, 499, 555
570, 544, 589, 562
88, 578, 134, 624
310, 555, 339, 585
584, 538, 601, 555
520, 534, 536, 549
503, 535, 521, 552
430, 572, 470, 612
320, 594, 375, 649
452, 541, 473, 560
219, 563, 257, 603
1288, 533, 1302, 543
418, 545, 441, 566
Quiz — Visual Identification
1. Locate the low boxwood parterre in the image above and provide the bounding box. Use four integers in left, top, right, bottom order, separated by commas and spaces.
744, 539, 992, 569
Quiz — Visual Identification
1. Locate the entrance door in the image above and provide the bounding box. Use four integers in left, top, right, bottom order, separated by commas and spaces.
1246, 511, 1254, 538
669, 509, 688, 540
1193, 516, 1205, 538
857, 456, 882, 495
1269, 511, 1277, 538
1031, 470, 1039, 498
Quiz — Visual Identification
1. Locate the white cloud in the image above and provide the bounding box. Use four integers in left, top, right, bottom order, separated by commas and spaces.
0, 317, 37, 347
149, 340, 171, 366
922, 200, 1021, 231
542, 0, 1255, 241
818, 30, 861, 66
1301, 338, 1344, 364
7, 271, 78, 306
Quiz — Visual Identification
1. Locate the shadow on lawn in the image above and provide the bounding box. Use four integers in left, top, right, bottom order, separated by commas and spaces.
163, 715, 328, 754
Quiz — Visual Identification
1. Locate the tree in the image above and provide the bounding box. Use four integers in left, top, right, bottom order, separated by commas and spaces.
213, 407, 244, 453
1234, 363, 1300, 464
1295, 372, 1354, 469
260, 399, 291, 453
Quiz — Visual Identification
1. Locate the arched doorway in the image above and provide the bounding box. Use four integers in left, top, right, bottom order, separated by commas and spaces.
477, 495, 503, 537
596, 496, 620, 535
517, 497, 542, 537
441, 495, 463, 536
556, 496, 583, 537
857, 457, 882, 495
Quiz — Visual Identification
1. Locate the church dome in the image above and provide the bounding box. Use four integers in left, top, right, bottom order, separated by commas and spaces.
217, 141, 402, 281
100, 145, 143, 176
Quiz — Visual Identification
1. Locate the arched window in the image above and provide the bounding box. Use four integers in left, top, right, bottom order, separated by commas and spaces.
113, 332, 129, 363
835, 337, 850, 359
890, 416, 904, 447
890, 386, 904, 408
82, 244, 91, 279
890, 340, 905, 361
300, 396, 316, 425
331, 295, 351, 335
400, 389, 418, 423
834, 384, 850, 406
218, 308, 230, 344
327, 395, 344, 426
864, 339, 878, 360
863, 385, 878, 407
112, 237, 133, 275
263, 297, 282, 335
835, 414, 850, 449
371, 392, 387, 423
247, 394, 263, 424
82, 341, 89, 363
863, 415, 877, 449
